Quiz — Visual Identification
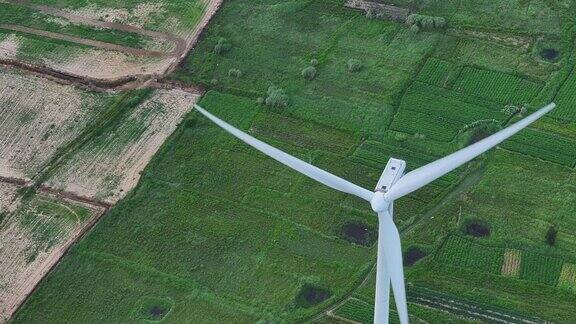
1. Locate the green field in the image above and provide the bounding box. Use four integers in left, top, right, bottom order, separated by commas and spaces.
13, 0, 576, 322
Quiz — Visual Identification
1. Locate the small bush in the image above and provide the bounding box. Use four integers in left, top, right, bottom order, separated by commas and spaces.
433, 16, 446, 28
265, 86, 289, 108
301, 66, 317, 80
228, 68, 242, 78
214, 37, 231, 54
347, 59, 363, 72
310, 58, 319, 66
546, 226, 558, 246
410, 24, 420, 34
210, 78, 218, 86
256, 97, 264, 105
405, 14, 417, 26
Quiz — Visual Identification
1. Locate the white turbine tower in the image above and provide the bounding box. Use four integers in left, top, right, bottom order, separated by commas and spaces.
194, 103, 555, 324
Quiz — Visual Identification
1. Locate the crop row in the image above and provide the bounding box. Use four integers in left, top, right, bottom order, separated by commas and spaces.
391, 82, 506, 142
435, 235, 504, 274
435, 235, 569, 288
500, 128, 576, 167
553, 69, 576, 122
453, 66, 543, 105
333, 298, 374, 323
417, 57, 453, 87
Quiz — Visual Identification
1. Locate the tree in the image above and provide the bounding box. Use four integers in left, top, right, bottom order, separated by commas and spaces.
301, 66, 317, 80
265, 86, 289, 108
546, 226, 558, 246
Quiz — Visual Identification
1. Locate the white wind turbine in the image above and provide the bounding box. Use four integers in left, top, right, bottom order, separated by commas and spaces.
194, 103, 555, 324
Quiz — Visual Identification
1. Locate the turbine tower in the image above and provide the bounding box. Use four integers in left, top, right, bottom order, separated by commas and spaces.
194, 103, 555, 323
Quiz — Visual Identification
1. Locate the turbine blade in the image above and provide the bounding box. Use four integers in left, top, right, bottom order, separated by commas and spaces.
194, 105, 374, 202
378, 208, 408, 324
386, 103, 556, 201
374, 235, 390, 324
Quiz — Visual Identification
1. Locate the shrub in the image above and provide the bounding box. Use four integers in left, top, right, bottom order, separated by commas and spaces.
310, 58, 319, 66
421, 16, 435, 29
210, 78, 218, 86
228, 68, 242, 78
265, 86, 289, 108
256, 97, 264, 105
301, 66, 317, 80
434, 16, 446, 28
410, 24, 420, 34
405, 14, 418, 26
546, 226, 558, 246
347, 59, 363, 72
214, 37, 231, 54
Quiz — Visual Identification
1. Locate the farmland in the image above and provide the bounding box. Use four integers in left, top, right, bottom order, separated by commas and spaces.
0, 0, 218, 80
4, 0, 576, 323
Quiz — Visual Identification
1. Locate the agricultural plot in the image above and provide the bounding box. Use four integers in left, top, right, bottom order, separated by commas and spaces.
13, 0, 576, 322
391, 82, 506, 142
434, 235, 504, 275
501, 249, 521, 277
558, 263, 576, 290
416, 57, 453, 87
0, 0, 219, 80
519, 252, 564, 286
500, 127, 576, 167
453, 66, 543, 106
0, 68, 110, 180
0, 182, 20, 214
0, 193, 105, 322
46, 89, 200, 204
553, 69, 576, 122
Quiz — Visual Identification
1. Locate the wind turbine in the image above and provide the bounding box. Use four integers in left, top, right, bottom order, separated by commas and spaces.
194, 103, 555, 324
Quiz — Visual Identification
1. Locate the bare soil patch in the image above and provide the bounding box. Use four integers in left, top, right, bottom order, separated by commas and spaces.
0, 68, 105, 180
501, 249, 521, 277
46, 89, 200, 204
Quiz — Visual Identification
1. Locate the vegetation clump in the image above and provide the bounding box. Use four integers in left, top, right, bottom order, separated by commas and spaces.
406, 14, 446, 32
295, 284, 331, 308
546, 226, 558, 246
228, 68, 242, 78
214, 37, 232, 54
265, 86, 289, 108
461, 218, 491, 238
301, 66, 317, 80
403, 246, 427, 266
347, 59, 363, 72
341, 222, 377, 246
310, 58, 319, 66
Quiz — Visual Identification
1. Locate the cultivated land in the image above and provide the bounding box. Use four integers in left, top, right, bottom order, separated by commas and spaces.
0, 0, 220, 81
4, 0, 576, 323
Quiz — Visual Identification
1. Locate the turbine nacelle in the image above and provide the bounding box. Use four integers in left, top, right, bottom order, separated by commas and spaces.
371, 158, 406, 212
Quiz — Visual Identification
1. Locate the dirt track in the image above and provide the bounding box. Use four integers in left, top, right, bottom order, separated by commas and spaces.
0, 24, 169, 57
